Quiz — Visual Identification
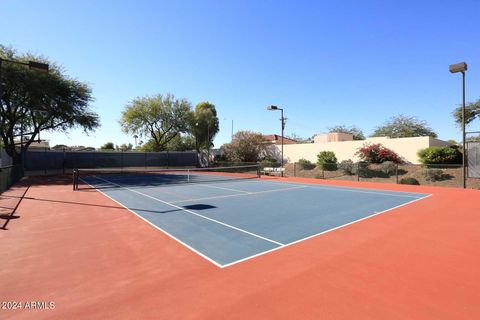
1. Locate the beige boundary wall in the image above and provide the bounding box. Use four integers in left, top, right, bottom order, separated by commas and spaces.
271, 136, 451, 164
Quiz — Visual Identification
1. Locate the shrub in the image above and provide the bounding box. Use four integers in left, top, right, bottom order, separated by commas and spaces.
424, 169, 446, 181
297, 158, 316, 170
355, 143, 403, 164
399, 177, 420, 185
260, 159, 278, 168
338, 159, 355, 175
317, 151, 338, 171
381, 161, 397, 176
417, 146, 462, 164
357, 161, 370, 177
261, 155, 278, 162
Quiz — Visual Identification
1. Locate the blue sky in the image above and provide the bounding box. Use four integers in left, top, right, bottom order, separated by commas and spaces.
1, 0, 479, 148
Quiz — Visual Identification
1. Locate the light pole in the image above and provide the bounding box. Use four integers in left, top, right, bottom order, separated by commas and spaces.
449, 61, 467, 189
267, 105, 286, 176
0, 58, 49, 171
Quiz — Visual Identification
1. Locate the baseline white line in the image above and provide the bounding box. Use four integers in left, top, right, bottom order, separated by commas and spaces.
170, 186, 308, 204
79, 178, 224, 268
220, 193, 433, 268
93, 176, 284, 247
256, 179, 426, 198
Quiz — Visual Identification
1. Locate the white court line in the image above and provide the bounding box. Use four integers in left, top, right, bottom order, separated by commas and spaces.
93, 176, 284, 247
79, 178, 224, 268
81, 176, 431, 268
255, 178, 426, 199
170, 186, 308, 204
199, 183, 251, 194
220, 193, 432, 268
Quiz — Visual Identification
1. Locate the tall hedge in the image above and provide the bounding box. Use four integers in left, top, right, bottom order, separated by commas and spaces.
417, 146, 462, 164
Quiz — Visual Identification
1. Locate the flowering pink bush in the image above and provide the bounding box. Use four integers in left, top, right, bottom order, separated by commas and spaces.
355, 143, 403, 164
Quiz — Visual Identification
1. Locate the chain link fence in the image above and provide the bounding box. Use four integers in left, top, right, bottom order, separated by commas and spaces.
22, 149, 199, 176
281, 161, 480, 189
0, 165, 23, 194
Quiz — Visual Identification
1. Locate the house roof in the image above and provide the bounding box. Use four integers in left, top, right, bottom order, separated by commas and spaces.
262, 134, 297, 144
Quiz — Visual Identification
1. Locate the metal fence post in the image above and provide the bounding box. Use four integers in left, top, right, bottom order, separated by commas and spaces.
395, 164, 399, 184
44, 146, 47, 176
62, 148, 66, 174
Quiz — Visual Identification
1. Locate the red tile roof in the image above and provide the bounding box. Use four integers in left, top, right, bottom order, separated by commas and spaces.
262, 134, 297, 144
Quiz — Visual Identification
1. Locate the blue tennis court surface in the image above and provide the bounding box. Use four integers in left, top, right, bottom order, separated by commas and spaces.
81, 174, 430, 267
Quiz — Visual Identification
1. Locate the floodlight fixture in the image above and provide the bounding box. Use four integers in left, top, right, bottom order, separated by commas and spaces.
449, 62, 467, 74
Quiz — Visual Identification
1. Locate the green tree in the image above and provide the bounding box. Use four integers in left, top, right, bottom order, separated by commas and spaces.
191, 102, 219, 151
371, 115, 437, 138
100, 142, 115, 150
452, 99, 480, 126
0, 46, 99, 164
141, 135, 196, 152
328, 125, 365, 140
166, 135, 196, 151
221, 131, 266, 162
119, 94, 192, 151
116, 143, 133, 151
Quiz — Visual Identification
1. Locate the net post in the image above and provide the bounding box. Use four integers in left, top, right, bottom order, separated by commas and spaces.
72, 168, 77, 190
187, 169, 190, 183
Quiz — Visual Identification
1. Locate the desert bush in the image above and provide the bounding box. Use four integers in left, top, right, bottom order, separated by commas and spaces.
355, 143, 403, 164
399, 177, 420, 185
424, 169, 448, 181
381, 161, 397, 176
417, 146, 462, 164
338, 159, 355, 175
297, 158, 316, 170
317, 151, 338, 171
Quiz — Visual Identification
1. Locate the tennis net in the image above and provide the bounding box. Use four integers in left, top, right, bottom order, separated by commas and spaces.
73, 164, 260, 190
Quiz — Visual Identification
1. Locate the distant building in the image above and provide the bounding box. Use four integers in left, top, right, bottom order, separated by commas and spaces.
313, 132, 354, 143
274, 136, 451, 164
51, 145, 96, 151
51, 144, 69, 150
262, 134, 298, 145
15, 139, 50, 149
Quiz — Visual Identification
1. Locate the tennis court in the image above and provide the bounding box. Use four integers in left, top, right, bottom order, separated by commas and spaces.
2, 169, 480, 319
75, 165, 430, 267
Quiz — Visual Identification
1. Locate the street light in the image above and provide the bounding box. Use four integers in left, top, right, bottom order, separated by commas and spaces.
0, 58, 49, 73
267, 105, 286, 176
449, 61, 467, 189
